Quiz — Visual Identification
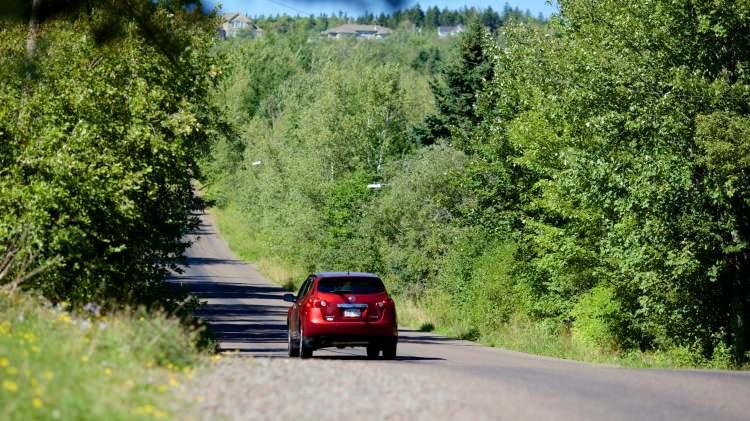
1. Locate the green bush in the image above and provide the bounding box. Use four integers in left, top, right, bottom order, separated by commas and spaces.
570, 286, 624, 352
464, 243, 518, 334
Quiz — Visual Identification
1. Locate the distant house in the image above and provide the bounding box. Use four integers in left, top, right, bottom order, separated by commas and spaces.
219, 13, 263, 39
321, 24, 393, 39
437, 25, 465, 38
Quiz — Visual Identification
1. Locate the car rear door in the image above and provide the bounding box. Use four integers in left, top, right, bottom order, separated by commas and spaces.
290, 276, 312, 337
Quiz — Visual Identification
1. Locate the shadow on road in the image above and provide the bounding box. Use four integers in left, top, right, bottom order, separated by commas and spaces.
169, 256, 291, 350
183, 257, 247, 266
312, 354, 445, 362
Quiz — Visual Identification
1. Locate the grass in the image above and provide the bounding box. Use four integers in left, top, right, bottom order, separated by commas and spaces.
211, 204, 305, 291
0, 293, 209, 420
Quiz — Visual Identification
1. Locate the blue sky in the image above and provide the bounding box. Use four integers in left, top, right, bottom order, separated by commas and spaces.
205, 1, 558, 18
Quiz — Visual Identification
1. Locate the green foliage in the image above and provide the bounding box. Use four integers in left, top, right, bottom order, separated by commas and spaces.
468, 0, 750, 364
570, 286, 625, 351
417, 20, 495, 147
0, 3, 221, 306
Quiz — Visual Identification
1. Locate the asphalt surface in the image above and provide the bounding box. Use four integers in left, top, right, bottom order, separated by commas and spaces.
171, 212, 750, 420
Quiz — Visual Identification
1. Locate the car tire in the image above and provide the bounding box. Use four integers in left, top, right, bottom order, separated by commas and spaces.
288, 324, 299, 358
366, 343, 380, 359
299, 326, 313, 359
382, 338, 397, 360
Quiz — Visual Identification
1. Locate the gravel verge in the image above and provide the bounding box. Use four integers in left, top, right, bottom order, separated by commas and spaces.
180, 356, 500, 420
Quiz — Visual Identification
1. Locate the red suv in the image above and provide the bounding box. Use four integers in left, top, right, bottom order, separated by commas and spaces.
284, 272, 398, 359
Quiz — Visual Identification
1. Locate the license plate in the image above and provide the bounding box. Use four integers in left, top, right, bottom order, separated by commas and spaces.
343, 309, 361, 318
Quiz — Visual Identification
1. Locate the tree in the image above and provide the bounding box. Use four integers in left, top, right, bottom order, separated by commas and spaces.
0, 0, 222, 306
416, 20, 494, 148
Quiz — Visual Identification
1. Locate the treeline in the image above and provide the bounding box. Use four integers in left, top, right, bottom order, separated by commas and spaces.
206, 0, 750, 367
251, 3, 542, 35
0, 0, 221, 308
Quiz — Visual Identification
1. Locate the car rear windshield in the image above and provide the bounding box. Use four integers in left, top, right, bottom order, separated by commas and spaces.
316, 277, 386, 294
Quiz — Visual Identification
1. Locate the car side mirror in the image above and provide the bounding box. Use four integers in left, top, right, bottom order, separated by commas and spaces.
282, 293, 296, 303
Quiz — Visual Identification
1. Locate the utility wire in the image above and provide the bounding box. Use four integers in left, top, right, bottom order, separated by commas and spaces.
264, 0, 313, 16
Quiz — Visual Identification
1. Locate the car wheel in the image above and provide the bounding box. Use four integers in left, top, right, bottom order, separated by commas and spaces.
288, 324, 299, 358
299, 326, 313, 359
366, 343, 380, 359
382, 338, 397, 360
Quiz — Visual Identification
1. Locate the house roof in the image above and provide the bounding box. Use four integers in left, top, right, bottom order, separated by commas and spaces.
223, 13, 251, 24
438, 25, 465, 34
321, 24, 393, 36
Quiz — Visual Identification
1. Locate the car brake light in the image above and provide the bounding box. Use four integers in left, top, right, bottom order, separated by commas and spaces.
376, 298, 393, 309
311, 299, 327, 308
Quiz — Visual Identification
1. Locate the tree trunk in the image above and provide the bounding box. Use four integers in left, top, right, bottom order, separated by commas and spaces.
26, 0, 42, 58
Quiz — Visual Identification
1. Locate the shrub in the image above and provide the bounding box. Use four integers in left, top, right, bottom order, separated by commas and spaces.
570, 285, 625, 352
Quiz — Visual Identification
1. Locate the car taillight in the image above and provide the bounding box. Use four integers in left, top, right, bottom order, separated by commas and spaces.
311, 299, 327, 308
376, 298, 394, 311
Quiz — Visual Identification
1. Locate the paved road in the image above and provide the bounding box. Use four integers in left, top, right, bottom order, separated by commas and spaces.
171, 212, 750, 420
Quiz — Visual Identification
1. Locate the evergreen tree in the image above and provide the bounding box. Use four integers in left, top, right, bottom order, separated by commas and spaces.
416, 20, 494, 147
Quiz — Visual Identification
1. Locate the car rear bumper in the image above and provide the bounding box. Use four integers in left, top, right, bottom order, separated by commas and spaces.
302, 312, 398, 349
305, 334, 397, 349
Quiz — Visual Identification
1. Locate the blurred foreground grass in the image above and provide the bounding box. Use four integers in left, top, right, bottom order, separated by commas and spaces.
0, 293, 210, 420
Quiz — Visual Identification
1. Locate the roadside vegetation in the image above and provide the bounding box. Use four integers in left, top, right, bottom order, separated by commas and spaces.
0, 294, 206, 420
205, 1, 750, 370
1, 0, 223, 417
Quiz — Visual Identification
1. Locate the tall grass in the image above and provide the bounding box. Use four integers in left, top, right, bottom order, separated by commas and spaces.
0, 293, 207, 420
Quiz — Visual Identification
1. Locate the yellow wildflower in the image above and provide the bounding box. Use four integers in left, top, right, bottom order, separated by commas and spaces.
32, 397, 43, 408
43, 371, 54, 380
157, 384, 168, 393
31, 346, 40, 354
0, 321, 10, 335
2, 380, 18, 392
168, 377, 179, 387
0, 357, 9, 367
104, 368, 112, 376
137, 404, 155, 415
6, 366, 18, 376
81, 356, 89, 363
